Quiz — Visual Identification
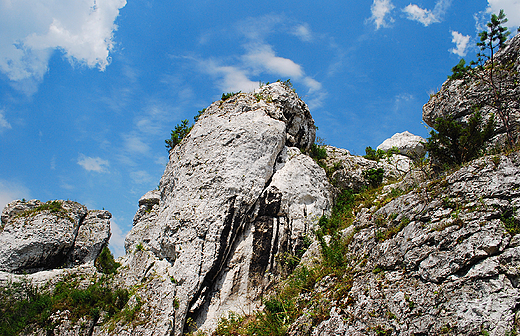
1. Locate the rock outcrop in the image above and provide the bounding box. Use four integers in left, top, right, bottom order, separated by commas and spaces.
119, 82, 332, 335
4, 49, 520, 334
323, 145, 416, 192
288, 151, 520, 335
377, 131, 426, 158
423, 32, 520, 146
0, 200, 111, 273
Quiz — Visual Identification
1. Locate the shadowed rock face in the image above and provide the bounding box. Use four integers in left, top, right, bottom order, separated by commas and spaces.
123, 82, 332, 335
0, 200, 111, 273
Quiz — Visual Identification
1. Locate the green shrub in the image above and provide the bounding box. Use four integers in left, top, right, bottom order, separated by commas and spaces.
95, 246, 120, 275
310, 143, 327, 161
221, 91, 241, 101
165, 119, 193, 151
364, 146, 399, 162
448, 59, 471, 80
363, 168, 384, 188
364, 146, 385, 161
0, 276, 130, 334
426, 110, 494, 167
502, 210, 520, 235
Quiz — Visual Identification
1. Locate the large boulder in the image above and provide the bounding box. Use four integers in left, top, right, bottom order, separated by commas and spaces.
0, 200, 111, 273
377, 131, 426, 159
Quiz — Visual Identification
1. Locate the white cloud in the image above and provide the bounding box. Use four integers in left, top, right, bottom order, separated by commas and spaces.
0, 180, 30, 210
244, 44, 304, 78
123, 134, 151, 155
403, 0, 451, 26
0, 0, 127, 89
0, 109, 12, 131
368, 0, 395, 29
450, 31, 471, 57
303, 77, 322, 92
108, 217, 126, 257
292, 24, 313, 42
486, 0, 520, 27
77, 154, 110, 172
202, 60, 259, 93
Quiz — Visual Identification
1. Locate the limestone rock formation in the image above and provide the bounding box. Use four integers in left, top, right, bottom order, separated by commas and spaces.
323, 145, 415, 192
0, 200, 111, 273
289, 150, 520, 336
120, 82, 332, 335
377, 131, 426, 158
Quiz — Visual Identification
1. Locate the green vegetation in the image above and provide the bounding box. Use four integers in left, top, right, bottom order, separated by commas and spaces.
364, 146, 399, 162
448, 59, 471, 80
221, 91, 241, 101
0, 274, 131, 335
95, 246, 121, 275
309, 143, 327, 161
363, 168, 385, 188
17, 200, 67, 219
165, 108, 206, 151
426, 110, 495, 167
443, 10, 517, 154
502, 209, 520, 235
165, 119, 192, 151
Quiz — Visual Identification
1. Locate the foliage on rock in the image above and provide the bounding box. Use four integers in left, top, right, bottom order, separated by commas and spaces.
426, 110, 495, 167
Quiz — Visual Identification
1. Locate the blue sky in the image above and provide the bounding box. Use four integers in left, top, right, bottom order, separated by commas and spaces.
1, 0, 519, 256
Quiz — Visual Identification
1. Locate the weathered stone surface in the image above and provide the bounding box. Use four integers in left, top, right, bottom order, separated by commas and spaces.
67, 210, 112, 266
124, 82, 329, 335
194, 148, 332, 331
289, 151, 520, 335
377, 131, 426, 158
0, 200, 111, 273
323, 145, 414, 192
132, 189, 160, 227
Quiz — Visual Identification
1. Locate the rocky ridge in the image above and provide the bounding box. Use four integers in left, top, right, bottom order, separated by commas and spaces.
1, 67, 520, 336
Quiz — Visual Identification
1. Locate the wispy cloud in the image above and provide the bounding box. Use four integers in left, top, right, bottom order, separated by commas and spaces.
123, 134, 151, 155
0, 109, 12, 131
243, 43, 304, 78
368, 0, 395, 29
486, 0, 520, 27
403, 0, 451, 26
0, 179, 30, 210
130, 170, 155, 185
202, 60, 259, 93
449, 31, 471, 57
292, 24, 314, 42
77, 154, 110, 173
191, 15, 328, 108
108, 217, 126, 257
0, 0, 127, 92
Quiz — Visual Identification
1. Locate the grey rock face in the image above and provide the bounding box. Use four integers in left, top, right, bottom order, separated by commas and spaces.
124, 82, 331, 335
0, 200, 111, 273
323, 145, 414, 192
195, 147, 332, 331
377, 131, 426, 158
290, 151, 520, 335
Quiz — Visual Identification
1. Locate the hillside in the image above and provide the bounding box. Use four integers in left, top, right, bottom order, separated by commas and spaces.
1, 32, 520, 336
